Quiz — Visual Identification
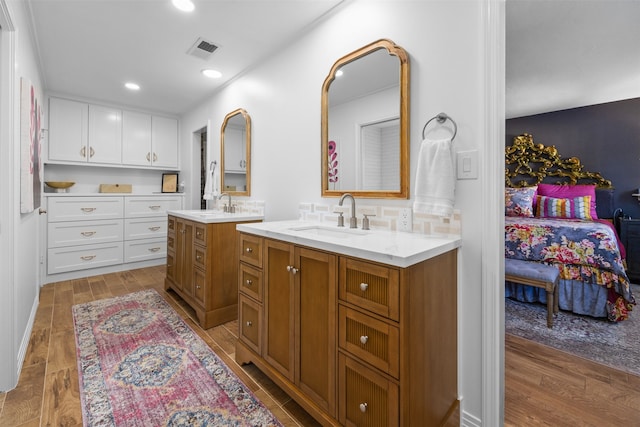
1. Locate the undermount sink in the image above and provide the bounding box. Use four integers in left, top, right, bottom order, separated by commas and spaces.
287, 225, 370, 239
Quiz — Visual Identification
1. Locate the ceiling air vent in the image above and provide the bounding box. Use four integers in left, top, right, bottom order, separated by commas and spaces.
187, 37, 219, 60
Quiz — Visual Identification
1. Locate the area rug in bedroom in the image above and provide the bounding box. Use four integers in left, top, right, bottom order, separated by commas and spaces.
505, 284, 640, 377
72, 289, 282, 427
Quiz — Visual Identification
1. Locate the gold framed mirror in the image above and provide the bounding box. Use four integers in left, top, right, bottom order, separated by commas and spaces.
321, 39, 409, 199
220, 108, 251, 196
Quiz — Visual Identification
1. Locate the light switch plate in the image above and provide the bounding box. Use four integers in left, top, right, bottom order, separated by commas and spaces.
457, 150, 478, 179
398, 208, 413, 232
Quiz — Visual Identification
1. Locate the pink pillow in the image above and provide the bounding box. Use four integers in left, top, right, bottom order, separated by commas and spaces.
537, 183, 598, 219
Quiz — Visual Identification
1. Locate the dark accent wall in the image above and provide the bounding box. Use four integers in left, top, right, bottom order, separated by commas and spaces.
506, 97, 640, 218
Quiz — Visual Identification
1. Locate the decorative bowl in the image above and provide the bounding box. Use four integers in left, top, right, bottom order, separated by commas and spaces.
45, 181, 75, 189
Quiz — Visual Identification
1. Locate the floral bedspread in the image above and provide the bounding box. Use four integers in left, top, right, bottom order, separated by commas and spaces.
505, 216, 636, 321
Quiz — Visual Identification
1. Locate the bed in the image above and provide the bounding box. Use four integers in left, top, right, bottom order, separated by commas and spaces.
504, 133, 636, 321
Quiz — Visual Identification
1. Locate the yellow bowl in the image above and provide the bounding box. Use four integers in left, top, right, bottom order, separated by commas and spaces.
45, 181, 75, 189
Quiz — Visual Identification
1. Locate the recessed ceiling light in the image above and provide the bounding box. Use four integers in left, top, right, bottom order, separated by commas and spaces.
202, 69, 222, 79
125, 82, 140, 91
172, 0, 194, 12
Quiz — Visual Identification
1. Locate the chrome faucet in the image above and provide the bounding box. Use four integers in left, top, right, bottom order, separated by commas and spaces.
218, 192, 234, 213
338, 193, 357, 228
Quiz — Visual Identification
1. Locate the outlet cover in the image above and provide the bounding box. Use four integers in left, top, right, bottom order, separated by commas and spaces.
399, 208, 413, 232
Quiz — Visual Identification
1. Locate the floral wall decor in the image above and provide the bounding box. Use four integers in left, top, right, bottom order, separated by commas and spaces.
20, 78, 43, 213
328, 139, 339, 189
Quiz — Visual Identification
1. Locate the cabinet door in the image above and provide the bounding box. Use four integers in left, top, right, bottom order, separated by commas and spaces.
295, 246, 337, 415
48, 97, 88, 162
151, 116, 179, 169
174, 218, 194, 293
122, 110, 152, 166
88, 104, 122, 164
263, 239, 295, 381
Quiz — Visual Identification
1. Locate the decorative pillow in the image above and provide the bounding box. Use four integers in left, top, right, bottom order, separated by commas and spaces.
537, 183, 598, 219
535, 195, 593, 220
505, 186, 537, 217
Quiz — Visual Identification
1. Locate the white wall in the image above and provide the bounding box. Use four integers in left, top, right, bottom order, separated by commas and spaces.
180, 1, 496, 424
0, 0, 44, 391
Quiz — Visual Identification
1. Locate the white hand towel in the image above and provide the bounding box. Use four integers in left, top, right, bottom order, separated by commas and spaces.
413, 137, 455, 217
203, 163, 215, 200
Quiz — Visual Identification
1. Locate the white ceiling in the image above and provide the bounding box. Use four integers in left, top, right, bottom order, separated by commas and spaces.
26, 0, 344, 116
506, 0, 640, 119
25, 1, 640, 119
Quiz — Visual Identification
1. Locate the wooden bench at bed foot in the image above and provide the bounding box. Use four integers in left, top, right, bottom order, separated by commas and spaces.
505, 259, 560, 328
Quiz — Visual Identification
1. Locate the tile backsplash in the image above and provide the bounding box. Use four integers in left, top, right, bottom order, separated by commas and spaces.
298, 202, 461, 236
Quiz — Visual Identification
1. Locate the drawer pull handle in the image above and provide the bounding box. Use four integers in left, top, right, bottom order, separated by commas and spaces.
80, 146, 86, 158
246, 321, 252, 327
245, 247, 253, 253
196, 231, 203, 237
148, 247, 161, 252
148, 226, 161, 232
196, 255, 202, 260
149, 205, 161, 210
360, 335, 368, 345
146, 152, 151, 162
246, 279, 253, 286
80, 255, 96, 261
80, 207, 96, 213
80, 231, 96, 237
89, 147, 95, 158
360, 282, 369, 292
153, 153, 158, 162
359, 403, 368, 413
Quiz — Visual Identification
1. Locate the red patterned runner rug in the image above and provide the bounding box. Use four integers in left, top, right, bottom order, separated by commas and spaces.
72, 289, 282, 426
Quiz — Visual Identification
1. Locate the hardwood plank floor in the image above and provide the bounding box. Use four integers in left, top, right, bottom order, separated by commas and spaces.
1, 266, 638, 426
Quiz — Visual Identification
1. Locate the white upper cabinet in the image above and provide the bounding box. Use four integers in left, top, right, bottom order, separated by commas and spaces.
88, 104, 122, 164
48, 96, 179, 169
122, 110, 152, 167
151, 116, 179, 169
48, 97, 89, 162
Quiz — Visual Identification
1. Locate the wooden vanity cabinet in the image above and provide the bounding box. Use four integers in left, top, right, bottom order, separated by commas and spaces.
236, 232, 458, 427
165, 215, 260, 328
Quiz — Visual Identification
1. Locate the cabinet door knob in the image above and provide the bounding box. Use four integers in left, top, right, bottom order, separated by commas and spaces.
246, 279, 253, 286
359, 403, 368, 413
196, 255, 202, 261
245, 247, 253, 253
287, 265, 299, 274
246, 321, 252, 327
360, 335, 368, 345
360, 282, 369, 292
196, 285, 201, 289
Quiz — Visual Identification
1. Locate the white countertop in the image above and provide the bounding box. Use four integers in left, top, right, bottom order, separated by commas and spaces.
168, 209, 264, 224
44, 192, 185, 197
236, 220, 461, 268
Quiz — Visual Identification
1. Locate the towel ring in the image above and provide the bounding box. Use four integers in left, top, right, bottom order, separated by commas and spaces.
422, 112, 457, 141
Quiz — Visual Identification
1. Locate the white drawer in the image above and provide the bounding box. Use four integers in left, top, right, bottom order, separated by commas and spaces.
124, 196, 182, 218
48, 219, 123, 248
47, 242, 123, 274
48, 197, 123, 222
124, 218, 167, 240
124, 238, 166, 262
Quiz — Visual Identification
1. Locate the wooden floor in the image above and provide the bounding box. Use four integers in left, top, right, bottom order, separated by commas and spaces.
0, 265, 638, 426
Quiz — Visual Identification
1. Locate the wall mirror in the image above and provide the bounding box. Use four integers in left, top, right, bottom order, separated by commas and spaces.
321, 39, 409, 199
220, 108, 251, 196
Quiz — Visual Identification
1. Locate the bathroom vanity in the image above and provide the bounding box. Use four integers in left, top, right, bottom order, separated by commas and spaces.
235, 220, 461, 427
164, 210, 263, 328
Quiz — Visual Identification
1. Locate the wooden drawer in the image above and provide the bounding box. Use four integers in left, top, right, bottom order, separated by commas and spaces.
239, 262, 263, 302
124, 217, 167, 240
124, 196, 182, 218
339, 305, 399, 378
338, 353, 399, 427
239, 233, 263, 267
47, 242, 123, 274
48, 219, 123, 248
193, 268, 206, 305
339, 258, 400, 321
239, 294, 262, 355
194, 223, 207, 246
167, 234, 175, 251
124, 238, 166, 262
194, 245, 207, 270
48, 196, 123, 222
166, 251, 175, 282
168, 216, 176, 234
